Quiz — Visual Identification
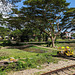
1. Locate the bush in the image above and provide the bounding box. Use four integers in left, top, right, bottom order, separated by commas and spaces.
2, 40, 12, 46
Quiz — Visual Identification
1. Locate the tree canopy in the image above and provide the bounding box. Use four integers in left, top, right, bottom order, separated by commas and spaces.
0, 27, 10, 38
19, 0, 70, 47
4, 0, 75, 47
61, 8, 75, 32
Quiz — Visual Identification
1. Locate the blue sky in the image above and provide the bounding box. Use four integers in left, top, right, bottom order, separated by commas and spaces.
66, 0, 75, 8
15, 0, 75, 9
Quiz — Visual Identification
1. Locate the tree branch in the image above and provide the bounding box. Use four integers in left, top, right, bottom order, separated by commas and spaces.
55, 28, 61, 36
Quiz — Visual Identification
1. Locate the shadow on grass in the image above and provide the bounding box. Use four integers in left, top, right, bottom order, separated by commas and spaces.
0, 40, 35, 51
0, 40, 48, 53
51, 55, 75, 60
0, 40, 23, 47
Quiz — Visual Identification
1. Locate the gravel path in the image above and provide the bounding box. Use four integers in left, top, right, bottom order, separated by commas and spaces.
8, 59, 75, 75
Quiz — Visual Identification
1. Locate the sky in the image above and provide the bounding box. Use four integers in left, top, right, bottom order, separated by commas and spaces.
15, 0, 75, 9
66, 0, 75, 8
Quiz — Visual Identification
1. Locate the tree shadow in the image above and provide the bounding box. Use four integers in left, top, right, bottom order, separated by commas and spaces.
51, 55, 75, 60
0, 41, 47, 53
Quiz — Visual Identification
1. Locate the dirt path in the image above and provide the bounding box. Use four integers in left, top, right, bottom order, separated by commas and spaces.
8, 59, 75, 75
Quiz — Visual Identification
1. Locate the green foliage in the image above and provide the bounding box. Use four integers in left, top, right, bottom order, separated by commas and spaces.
0, 72, 7, 75
6, 0, 74, 47
3, 0, 75, 47
0, 56, 8, 60
16, 61, 24, 70
2, 40, 12, 46
0, 27, 10, 38
20, 0, 71, 47
11, 30, 22, 37
72, 33, 75, 37
61, 8, 75, 32
10, 29, 22, 41
0, 14, 4, 25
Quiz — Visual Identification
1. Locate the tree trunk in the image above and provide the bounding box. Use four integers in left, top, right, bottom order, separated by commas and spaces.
52, 39, 55, 47
51, 36, 56, 48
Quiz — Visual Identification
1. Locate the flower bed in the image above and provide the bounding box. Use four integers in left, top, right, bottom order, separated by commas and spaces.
57, 46, 74, 56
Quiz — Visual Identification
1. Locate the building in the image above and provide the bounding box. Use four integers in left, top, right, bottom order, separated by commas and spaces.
61, 32, 73, 39
65, 32, 72, 38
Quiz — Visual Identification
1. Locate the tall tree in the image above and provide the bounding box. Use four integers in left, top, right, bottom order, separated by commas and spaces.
7, 0, 75, 47
18, 0, 70, 47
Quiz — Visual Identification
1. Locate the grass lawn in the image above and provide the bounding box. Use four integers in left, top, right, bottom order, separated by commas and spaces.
0, 40, 3, 44
56, 43, 75, 49
0, 46, 54, 59
48, 39, 75, 42
0, 42, 75, 75
56, 39, 75, 41
0, 46, 58, 75
0, 48, 38, 59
